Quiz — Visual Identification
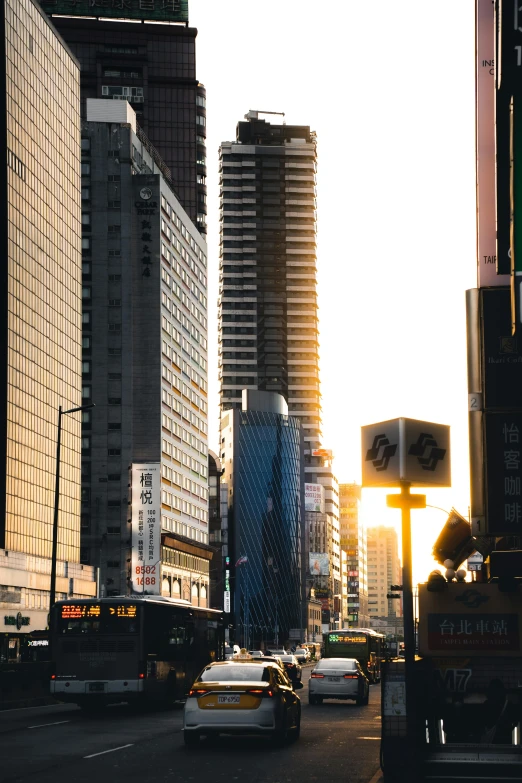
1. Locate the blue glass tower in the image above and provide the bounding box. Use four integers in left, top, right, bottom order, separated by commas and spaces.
221, 391, 304, 649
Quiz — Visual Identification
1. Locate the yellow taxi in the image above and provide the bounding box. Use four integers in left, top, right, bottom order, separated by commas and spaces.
183, 650, 302, 747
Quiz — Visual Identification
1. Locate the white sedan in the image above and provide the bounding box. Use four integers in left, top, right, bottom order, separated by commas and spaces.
308, 657, 369, 706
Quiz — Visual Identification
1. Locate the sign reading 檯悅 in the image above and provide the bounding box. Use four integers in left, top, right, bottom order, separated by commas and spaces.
309, 553, 329, 577
40, 0, 188, 23
361, 418, 451, 488
131, 463, 161, 594
304, 483, 325, 513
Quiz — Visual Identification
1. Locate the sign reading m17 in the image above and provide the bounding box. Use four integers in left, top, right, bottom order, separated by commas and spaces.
131, 463, 161, 594
361, 418, 451, 488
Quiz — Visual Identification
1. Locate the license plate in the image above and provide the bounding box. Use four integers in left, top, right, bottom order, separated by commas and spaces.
218, 695, 240, 704
89, 682, 105, 692
328, 676, 340, 682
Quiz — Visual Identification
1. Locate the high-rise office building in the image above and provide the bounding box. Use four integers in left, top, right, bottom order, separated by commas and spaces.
39, 1, 207, 233
221, 390, 304, 649
367, 525, 402, 625
219, 112, 319, 439
339, 483, 369, 627
0, 0, 96, 659
80, 101, 210, 602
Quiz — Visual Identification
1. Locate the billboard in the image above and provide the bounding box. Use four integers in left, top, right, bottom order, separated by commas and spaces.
310, 553, 329, 576
304, 483, 325, 513
131, 463, 161, 594
40, 0, 189, 22
362, 417, 451, 488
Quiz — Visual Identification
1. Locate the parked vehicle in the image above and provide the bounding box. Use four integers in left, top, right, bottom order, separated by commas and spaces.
225, 644, 241, 660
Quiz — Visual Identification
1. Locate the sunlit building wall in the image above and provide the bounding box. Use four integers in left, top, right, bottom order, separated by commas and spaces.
367, 525, 402, 622
0, 0, 97, 649
339, 483, 369, 627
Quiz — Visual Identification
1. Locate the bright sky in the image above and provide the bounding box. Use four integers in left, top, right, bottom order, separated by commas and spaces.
191, 0, 477, 584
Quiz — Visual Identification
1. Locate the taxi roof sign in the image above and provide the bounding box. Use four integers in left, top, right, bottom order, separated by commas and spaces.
233, 648, 253, 660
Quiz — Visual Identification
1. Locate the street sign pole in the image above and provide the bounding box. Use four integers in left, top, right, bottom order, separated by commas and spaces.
387, 483, 426, 745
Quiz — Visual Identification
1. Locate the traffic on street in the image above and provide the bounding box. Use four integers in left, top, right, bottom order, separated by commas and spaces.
0, 667, 382, 783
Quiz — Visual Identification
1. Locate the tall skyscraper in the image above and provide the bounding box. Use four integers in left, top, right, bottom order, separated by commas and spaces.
80, 101, 210, 601
219, 112, 340, 630
367, 525, 402, 626
221, 390, 304, 649
39, 1, 207, 233
0, 0, 96, 657
219, 112, 319, 443
339, 483, 369, 627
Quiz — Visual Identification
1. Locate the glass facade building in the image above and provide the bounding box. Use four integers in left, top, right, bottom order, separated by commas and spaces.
1, 0, 83, 561
42, 12, 207, 233
221, 391, 304, 649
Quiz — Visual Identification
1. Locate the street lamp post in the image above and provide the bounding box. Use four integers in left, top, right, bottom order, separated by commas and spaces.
49, 403, 95, 611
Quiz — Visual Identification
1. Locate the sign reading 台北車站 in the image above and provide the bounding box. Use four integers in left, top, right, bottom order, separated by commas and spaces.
419, 583, 522, 657
131, 463, 161, 594
40, 0, 188, 23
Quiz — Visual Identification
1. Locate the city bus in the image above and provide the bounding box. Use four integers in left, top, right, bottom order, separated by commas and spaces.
322, 628, 386, 682
50, 596, 224, 710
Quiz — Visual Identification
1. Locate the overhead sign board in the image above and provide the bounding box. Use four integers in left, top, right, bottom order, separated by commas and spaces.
131, 463, 161, 594
40, 0, 189, 22
361, 418, 451, 488
304, 483, 325, 513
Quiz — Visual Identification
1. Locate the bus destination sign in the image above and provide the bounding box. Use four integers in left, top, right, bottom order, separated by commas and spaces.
61, 604, 101, 619
109, 605, 137, 618
329, 634, 367, 644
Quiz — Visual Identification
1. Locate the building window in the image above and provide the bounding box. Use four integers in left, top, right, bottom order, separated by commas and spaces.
82, 386, 91, 400
82, 237, 91, 253
81, 162, 90, 176
82, 287, 91, 301
81, 187, 90, 201
81, 138, 90, 153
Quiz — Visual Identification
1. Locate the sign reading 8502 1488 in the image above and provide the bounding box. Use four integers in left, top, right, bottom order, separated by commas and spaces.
40, 0, 188, 24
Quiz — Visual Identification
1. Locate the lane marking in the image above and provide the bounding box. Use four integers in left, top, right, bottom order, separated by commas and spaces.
28, 720, 70, 729
368, 769, 383, 783
84, 743, 134, 759
357, 736, 380, 740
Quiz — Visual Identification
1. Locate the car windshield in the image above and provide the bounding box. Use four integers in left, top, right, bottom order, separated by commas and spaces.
200, 665, 270, 682
295, 649, 306, 653
317, 658, 357, 669
280, 655, 295, 662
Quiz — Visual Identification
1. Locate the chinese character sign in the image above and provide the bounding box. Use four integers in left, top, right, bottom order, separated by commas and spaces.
131, 463, 161, 594
304, 483, 325, 513
40, 0, 188, 23
484, 412, 522, 535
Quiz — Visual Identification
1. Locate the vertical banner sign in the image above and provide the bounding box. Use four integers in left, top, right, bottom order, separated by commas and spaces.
477, 0, 509, 285
131, 463, 161, 594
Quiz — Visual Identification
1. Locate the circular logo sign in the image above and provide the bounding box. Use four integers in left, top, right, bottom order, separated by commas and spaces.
139, 187, 152, 201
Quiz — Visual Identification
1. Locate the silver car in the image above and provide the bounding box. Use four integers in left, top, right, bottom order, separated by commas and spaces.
308, 657, 369, 706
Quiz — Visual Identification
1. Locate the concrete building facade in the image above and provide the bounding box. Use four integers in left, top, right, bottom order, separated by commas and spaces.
80, 101, 210, 603
367, 525, 403, 628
